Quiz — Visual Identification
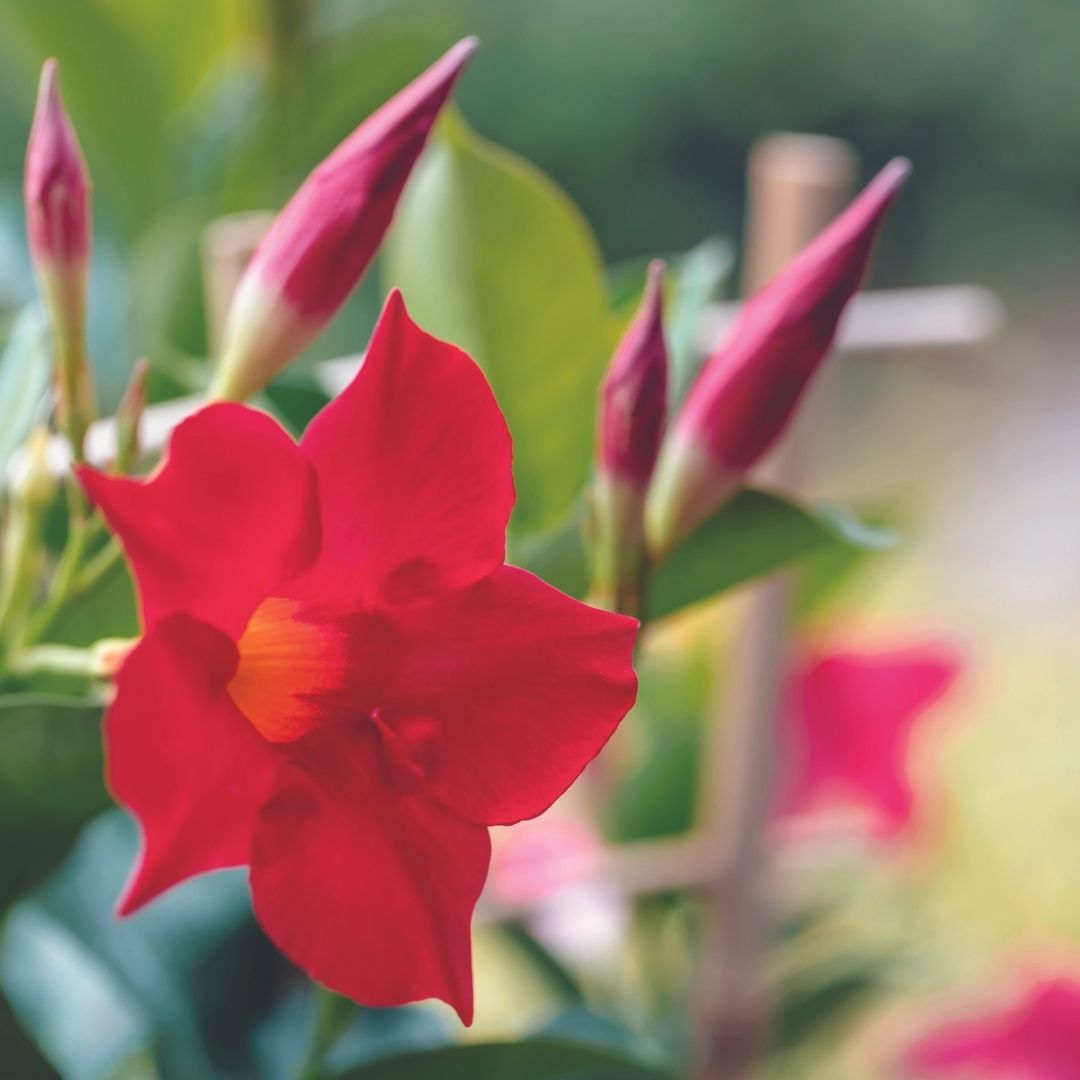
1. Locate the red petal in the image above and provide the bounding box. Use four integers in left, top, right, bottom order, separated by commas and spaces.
250, 728, 489, 1023
106, 615, 278, 914
377, 565, 638, 825
79, 403, 319, 637
299, 291, 514, 607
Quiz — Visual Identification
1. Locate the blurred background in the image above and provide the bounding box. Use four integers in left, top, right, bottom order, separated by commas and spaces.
0, 1, 1079, 1077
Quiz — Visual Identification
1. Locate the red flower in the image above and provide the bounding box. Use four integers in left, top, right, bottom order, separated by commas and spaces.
903, 976, 1080, 1079
210, 39, 477, 402
646, 159, 910, 556
78, 292, 638, 1023
776, 643, 961, 839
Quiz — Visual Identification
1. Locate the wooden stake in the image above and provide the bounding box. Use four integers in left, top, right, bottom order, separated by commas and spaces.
695, 134, 856, 1080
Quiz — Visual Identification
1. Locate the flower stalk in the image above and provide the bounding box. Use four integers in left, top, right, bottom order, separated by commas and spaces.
0, 429, 56, 657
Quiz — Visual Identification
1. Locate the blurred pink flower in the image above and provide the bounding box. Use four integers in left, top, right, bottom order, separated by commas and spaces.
903, 976, 1080, 1079
776, 643, 961, 838
489, 816, 601, 906
488, 813, 628, 967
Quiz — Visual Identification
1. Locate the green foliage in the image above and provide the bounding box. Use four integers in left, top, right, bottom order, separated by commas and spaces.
0, 811, 292, 1080
338, 1039, 671, 1079
511, 489, 893, 619
647, 493, 894, 622
0, 307, 50, 494
605, 648, 714, 844
42, 555, 139, 648
0, 694, 105, 823
383, 110, 616, 534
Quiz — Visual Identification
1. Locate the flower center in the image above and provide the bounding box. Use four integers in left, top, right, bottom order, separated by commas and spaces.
227, 597, 350, 743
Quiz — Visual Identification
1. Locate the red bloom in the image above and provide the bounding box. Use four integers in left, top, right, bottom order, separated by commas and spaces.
903, 976, 1080, 1079
210, 39, 477, 402
646, 159, 909, 556
78, 292, 638, 1023
776, 643, 960, 839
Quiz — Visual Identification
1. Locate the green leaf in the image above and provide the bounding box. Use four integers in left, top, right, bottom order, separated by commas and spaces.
0, 306, 50, 495
338, 1039, 670, 1080
383, 110, 615, 534
510, 489, 893, 620
646, 490, 894, 622
0, 811, 291, 1080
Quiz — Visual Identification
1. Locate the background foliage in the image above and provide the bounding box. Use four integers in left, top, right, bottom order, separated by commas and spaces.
0, 1, 1074, 1077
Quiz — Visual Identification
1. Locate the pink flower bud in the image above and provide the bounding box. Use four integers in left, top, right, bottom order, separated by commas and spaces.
590, 261, 668, 614
24, 58, 96, 461
209, 38, 478, 401
598, 260, 668, 488
24, 59, 90, 269
646, 158, 910, 558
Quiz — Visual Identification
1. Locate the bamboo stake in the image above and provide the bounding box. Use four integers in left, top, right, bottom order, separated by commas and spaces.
694, 134, 856, 1080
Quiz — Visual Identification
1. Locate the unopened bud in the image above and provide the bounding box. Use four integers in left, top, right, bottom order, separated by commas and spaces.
646, 158, 910, 558
24, 58, 96, 460
590, 261, 668, 614
209, 38, 478, 402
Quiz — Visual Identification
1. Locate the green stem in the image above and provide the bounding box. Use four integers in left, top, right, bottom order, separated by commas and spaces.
7, 644, 97, 679
0, 502, 45, 656
21, 493, 111, 648
73, 537, 124, 597
297, 984, 350, 1080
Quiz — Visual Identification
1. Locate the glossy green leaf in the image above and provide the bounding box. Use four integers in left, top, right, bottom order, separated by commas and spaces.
646, 491, 894, 622
339, 1039, 670, 1080
0, 811, 290, 1080
0, 306, 50, 495
510, 489, 894, 620
383, 110, 615, 534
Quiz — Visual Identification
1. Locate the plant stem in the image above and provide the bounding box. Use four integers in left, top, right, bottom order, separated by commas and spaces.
296, 984, 349, 1080
7, 644, 97, 679
23, 501, 115, 647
